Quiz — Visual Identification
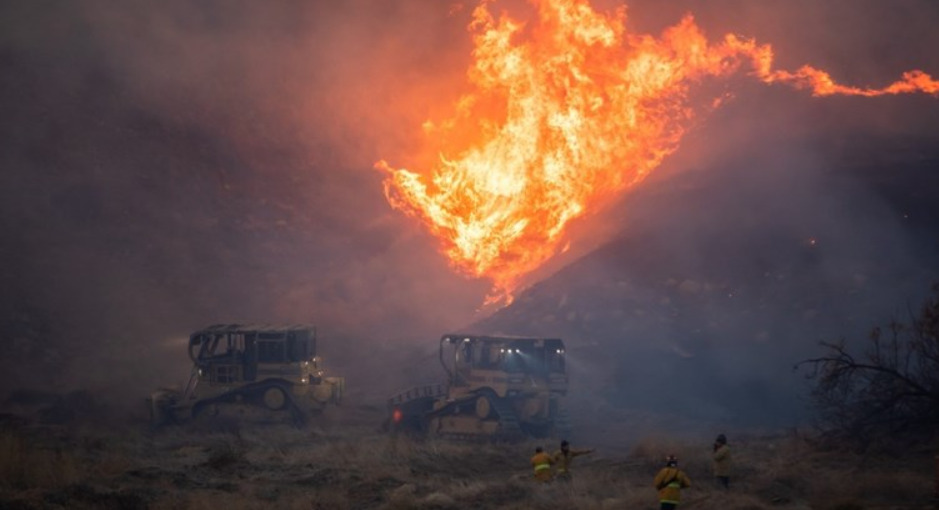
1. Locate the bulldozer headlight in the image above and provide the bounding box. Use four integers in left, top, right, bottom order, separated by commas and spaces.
301, 377, 308, 384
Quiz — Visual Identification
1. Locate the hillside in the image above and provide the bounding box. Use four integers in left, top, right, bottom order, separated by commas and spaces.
469, 132, 939, 435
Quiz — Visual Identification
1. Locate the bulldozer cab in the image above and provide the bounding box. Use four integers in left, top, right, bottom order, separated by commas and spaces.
385, 333, 570, 440
441, 335, 568, 396
150, 323, 343, 428
189, 324, 318, 385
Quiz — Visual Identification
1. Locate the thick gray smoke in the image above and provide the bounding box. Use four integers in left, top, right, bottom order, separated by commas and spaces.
2, 0, 938, 430
0, 0, 488, 396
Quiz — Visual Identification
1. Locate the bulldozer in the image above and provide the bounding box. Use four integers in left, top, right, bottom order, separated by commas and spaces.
149, 324, 343, 427
387, 334, 570, 441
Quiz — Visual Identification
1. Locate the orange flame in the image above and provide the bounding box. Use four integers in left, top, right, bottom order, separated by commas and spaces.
376, 0, 938, 303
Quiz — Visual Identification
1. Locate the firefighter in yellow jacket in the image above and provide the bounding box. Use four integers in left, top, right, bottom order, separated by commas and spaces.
530, 446, 554, 482
653, 455, 691, 510
552, 440, 594, 482
712, 433, 731, 489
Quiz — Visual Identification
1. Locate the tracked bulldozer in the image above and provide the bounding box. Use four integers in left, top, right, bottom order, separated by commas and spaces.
149, 324, 343, 427
387, 334, 570, 441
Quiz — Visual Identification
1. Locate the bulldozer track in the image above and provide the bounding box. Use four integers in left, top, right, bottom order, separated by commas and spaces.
152, 324, 342, 429
421, 388, 525, 442
386, 334, 569, 442
191, 379, 306, 426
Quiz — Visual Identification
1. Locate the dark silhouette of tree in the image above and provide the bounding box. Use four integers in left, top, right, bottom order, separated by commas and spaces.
796, 284, 939, 448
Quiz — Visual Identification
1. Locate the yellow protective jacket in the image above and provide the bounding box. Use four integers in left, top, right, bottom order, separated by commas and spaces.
531, 452, 554, 482
552, 448, 592, 475
653, 467, 691, 504
713, 444, 731, 477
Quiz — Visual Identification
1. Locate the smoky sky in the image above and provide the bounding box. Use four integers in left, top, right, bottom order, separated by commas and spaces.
0, 0, 488, 392
2, 0, 938, 414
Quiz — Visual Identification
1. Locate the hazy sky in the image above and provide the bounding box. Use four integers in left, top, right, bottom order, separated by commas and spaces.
2, 0, 937, 396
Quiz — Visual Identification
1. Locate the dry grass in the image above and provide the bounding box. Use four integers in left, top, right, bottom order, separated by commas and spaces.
0, 411, 936, 509
0, 428, 82, 490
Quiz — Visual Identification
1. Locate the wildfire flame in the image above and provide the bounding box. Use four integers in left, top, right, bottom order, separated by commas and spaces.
376, 0, 938, 303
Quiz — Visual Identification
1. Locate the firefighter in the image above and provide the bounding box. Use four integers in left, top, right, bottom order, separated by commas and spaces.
653, 455, 691, 510
712, 433, 731, 489
552, 439, 594, 482
531, 446, 554, 482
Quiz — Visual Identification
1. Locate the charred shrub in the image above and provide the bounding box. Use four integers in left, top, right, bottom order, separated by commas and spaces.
798, 283, 939, 450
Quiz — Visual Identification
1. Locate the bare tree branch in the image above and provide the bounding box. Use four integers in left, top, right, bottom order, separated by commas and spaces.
795, 283, 939, 449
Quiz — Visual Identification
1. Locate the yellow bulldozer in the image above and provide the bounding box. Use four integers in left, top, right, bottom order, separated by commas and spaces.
387, 334, 570, 441
149, 324, 343, 427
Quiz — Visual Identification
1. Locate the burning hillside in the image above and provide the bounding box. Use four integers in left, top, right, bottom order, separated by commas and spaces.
376, 0, 938, 303
467, 128, 939, 428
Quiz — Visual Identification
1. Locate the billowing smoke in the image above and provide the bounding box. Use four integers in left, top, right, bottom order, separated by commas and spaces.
0, 0, 490, 396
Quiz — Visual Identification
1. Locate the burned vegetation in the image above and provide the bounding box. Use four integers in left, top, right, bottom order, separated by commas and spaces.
798, 284, 939, 450
1, 404, 937, 509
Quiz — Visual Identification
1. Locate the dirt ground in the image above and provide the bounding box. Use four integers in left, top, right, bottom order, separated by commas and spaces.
0, 390, 936, 510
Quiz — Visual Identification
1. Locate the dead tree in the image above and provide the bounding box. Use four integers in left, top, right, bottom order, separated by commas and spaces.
796, 284, 939, 448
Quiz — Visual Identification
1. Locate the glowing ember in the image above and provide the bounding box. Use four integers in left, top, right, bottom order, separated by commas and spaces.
376, 0, 938, 303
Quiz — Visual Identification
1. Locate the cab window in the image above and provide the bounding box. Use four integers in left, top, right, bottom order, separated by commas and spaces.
286, 334, 309, 361
257, 340, 285, 363
547, 351, 565, 372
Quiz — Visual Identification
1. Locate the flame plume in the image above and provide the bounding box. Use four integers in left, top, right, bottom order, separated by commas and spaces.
376, 0, 938, 303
